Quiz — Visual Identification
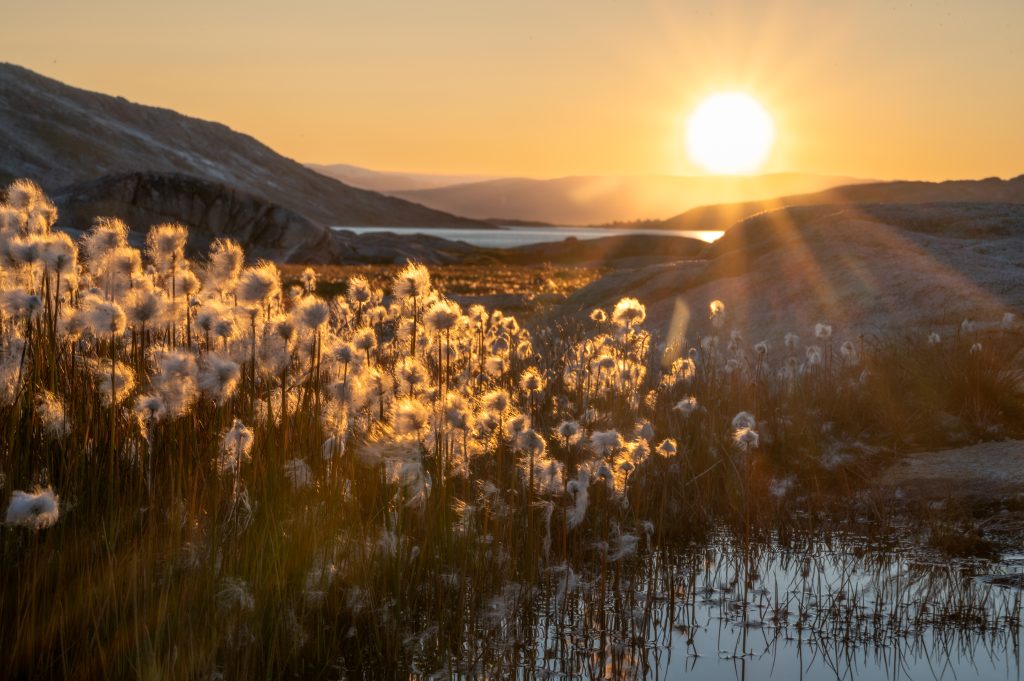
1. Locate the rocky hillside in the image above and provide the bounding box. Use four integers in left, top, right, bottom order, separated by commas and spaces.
555, 202, 1024, 344
0, 63, 484, 229
53, 173, 477, 265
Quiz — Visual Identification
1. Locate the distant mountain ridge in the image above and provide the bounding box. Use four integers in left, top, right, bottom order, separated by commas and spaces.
0, 63, 486, 228
306, 163, 497, 193
375, 173, 872, 225
642, 175, 1024, 232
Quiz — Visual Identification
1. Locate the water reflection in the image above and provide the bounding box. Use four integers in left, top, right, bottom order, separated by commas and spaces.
424, 533, 1021, 679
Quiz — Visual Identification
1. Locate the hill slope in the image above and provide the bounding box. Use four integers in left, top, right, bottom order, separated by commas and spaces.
647, 176, 1024, 232
555, 202, 1024, 344
385, 173, 868, 225
0, 63, 484, 228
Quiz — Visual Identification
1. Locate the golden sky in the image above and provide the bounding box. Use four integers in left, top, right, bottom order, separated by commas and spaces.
6, 0, 1023, 180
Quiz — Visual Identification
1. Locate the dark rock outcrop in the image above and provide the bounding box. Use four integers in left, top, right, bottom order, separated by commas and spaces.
55, 172, 335, 263
53, 172, 479, 265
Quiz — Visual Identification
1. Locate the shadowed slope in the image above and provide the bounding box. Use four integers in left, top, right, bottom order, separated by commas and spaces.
0, 63, 486, 228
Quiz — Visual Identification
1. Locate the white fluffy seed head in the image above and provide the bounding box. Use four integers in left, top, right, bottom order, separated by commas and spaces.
709, 300, 726, 328
198, 353, 241, 404
674, 396, 698, 415
301, 267, 317, 294
297, 297, 331, 330
589, 430, 623, 457
482, 389, 509, 414
39, 232, 78, 274
5, 487, 60, 530
80, 294, 127, 337
393, 397, 430, 436
83, 217, 129, 263
207, 239, 244, 290
393, 263, 431, 300
611, 297, 646, 328
347, 275, 372, 305
0, 289, 42, 319
5, 179, 44, 213
519, 367, 545, 393
424, 299, 461, 333
218, 419, 254, 474
35, 391, 69, 437
237, 261, 281, 308
146, 223, 188, 271
95, 360, 136, 406
731, 411, 756, 430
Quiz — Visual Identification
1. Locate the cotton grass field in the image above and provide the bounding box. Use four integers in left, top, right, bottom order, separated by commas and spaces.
1, 179, 1023, 679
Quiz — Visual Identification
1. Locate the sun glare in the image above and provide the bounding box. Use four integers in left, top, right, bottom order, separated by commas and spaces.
685, 92, 775, 175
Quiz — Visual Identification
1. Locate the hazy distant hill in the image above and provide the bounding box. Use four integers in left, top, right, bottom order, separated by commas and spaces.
0, 63, 485, 228
645, 176, 1024, 232
377, 173, 869, 225
307, 163, 496, 193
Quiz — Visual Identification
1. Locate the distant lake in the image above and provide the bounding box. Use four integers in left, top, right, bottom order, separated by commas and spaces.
330, 225, 723, 248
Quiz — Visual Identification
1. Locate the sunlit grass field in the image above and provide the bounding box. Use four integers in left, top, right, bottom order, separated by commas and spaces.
1, 180, 1023, 678
280, 262, 603, 318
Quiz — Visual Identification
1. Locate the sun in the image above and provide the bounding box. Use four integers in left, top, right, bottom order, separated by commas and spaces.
685, 92, 775, 175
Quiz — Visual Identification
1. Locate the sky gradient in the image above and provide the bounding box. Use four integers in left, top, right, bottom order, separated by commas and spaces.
6, 0, 1023, 180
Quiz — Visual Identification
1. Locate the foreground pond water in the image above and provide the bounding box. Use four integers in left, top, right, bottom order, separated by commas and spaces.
418, 532, 1022, 680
